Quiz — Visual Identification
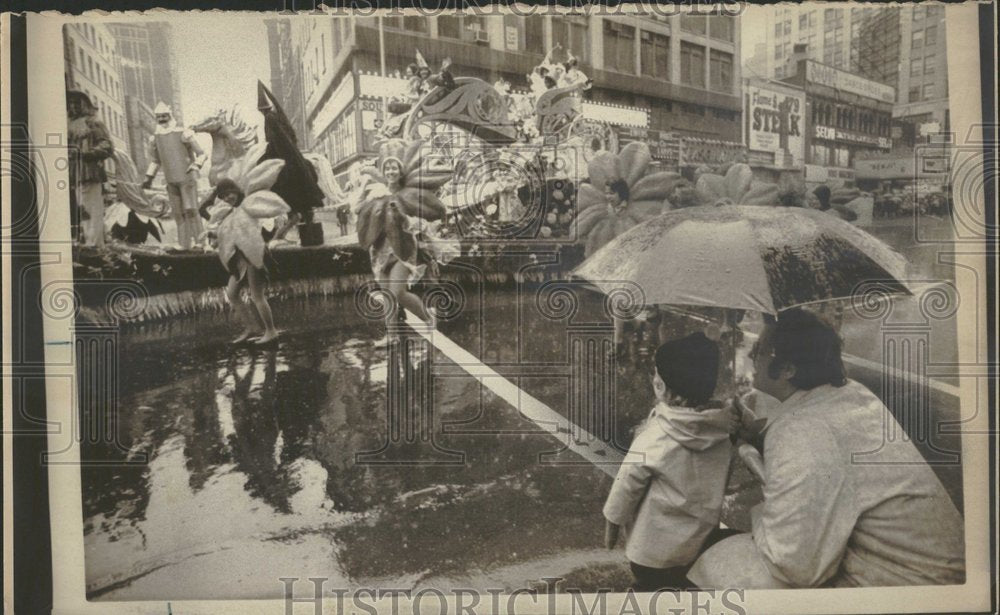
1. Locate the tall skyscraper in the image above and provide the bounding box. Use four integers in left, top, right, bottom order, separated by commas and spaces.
853, 5, 949, 144
748, 6, 870, 80
108, 23, 184, 124
264, 18, 309, 148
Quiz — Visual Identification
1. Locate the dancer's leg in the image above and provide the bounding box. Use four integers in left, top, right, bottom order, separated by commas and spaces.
247, 264, 279, 343
226, 272, 259, 343
385, 260, 431, 322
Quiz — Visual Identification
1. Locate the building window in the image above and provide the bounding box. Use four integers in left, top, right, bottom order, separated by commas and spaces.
909, 86, 921, 102
680, 41, 706, 88
910, 58, 922, 77
775, 65, 785, 78
784, 20, 792, 35
912, 28, 923, 47
553, 16, 589, 63
924, 57, 935, 75
525, 17, 544, 54
774, 43, 784, 60
913, 5, 925, 21
799, 14, 808, 29
774, 22, 783, 37
438, 16, 460, 39
923, 83, 935, 99
603, 20, 635, 74
709, 15, 734, 41
925, 25, 937, 46
86, 56, 94, 80
681, 14, 707, 35
709, 49, 733, 92
640, 30, 669, 80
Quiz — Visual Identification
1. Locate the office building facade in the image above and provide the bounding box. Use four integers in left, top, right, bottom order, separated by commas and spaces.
275, 12, 742, 178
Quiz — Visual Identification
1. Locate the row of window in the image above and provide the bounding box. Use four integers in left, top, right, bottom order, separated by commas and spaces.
76, 24, 115, 60
911, 25, 938, 48
376, 16, 735, 92
678, 14, 735, 42
910, 56, 937, 77
908, 82, 937, 103
812, 100, 891, 137
76, 46, 123, 103
77, 85, 127, 141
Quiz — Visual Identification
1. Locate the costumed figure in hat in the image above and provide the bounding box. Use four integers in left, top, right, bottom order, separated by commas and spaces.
355, 139, 458, 331
67, 90, 114, 248
142, 102, 207, 249
257, 81, 326, 246
203, 159, 290, 346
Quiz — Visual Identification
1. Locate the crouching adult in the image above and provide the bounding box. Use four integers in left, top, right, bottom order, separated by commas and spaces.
689, 308, 965, 588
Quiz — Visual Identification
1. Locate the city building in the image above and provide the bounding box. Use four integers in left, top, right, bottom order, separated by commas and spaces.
780, 53, 894, 187
123, 95, 157, 171
107, 23, 184, 124
63, 23, 130, 156
749, 6, 875, 81
276, 12, 742, 179
853, 5, 949, 148
264, 18, 310, 148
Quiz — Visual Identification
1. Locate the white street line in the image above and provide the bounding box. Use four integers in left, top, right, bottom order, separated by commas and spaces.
404, 311, 625, 477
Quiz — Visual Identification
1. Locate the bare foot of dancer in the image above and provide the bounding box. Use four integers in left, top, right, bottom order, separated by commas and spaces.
254, 329, 280, 346
232, 330, 260, 345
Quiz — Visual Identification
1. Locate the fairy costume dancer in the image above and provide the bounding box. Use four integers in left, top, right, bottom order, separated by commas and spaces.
355, 139, 456, 327
206, 160, 291, 345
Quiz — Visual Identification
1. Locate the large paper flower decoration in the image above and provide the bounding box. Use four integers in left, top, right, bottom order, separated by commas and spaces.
694, 163, 779, 207
573, 141, 682, 256
214, 158, 291, 272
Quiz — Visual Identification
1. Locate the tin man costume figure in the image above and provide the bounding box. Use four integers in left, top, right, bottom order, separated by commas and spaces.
143, 102, 206, 249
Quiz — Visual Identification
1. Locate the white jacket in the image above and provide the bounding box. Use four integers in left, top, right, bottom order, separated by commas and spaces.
603, 402, 733, 568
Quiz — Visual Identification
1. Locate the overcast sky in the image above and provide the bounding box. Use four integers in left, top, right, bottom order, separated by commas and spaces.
170, 14, 271, 128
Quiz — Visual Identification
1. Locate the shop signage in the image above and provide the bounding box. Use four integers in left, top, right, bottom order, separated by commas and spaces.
746, 85, 805, 165
814, 125, 891, 149
854, 157, 914, 179
505, 26, 519, 50
646, 130, 682, 166
805, 60, 896, 103
581, 101, 648, 128
855, 154, 949, 179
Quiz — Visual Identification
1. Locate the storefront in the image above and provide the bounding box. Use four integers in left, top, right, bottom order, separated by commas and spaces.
781, 59, 895, 188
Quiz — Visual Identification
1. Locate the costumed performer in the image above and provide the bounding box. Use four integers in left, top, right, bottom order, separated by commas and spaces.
206, 162, 290, 346
355, 139, 458, 332
143, 102, 207, 250
67, 90, 114, 248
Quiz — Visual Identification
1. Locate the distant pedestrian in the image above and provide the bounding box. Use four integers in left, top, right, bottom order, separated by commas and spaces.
336, 204, 350, 236
603, 332, 739, 592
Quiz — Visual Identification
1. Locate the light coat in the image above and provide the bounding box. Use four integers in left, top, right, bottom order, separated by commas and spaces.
603, 402, 732, 569
751, 380, 965, 587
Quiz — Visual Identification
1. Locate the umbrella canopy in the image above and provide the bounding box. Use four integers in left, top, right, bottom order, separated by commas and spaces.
573, 205, 911, 316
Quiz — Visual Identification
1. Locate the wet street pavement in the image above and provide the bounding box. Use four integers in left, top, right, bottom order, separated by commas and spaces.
83, 216, 965, 600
